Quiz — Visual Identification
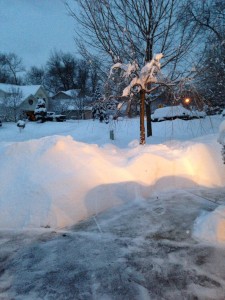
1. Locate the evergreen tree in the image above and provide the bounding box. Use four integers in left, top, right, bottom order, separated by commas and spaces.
92, 99, 109, 123
92, 86, 101, 103
34, 99, 47, 123
197, 42, 225, 113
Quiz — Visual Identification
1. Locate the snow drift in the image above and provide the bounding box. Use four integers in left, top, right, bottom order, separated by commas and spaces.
193, 205, 225, 245
0, 130, 224, 229
192, 120, 225, 246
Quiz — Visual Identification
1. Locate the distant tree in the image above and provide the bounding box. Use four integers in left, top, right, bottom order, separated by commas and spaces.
0, 52, 24, 84
185, 0, 225, 46
76, 60, 90, 96
91, 86, 108, 122
92, 100, 109, 123
89, 58, 102, 94
45, 51, 78, 93
196, 42, 225, 112
0, 54, 11, 83
25, 66, 46, 86
92, 86, 101, 103
34, 99, 47, 123
185, 0, 225, 110
2, 87, 23, 122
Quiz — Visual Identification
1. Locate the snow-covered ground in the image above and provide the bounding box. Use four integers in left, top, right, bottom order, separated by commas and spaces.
0, 115, 225, 299
0, 116, 224, 233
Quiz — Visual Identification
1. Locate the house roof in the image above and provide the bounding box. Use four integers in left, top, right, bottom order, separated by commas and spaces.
0, 83, 43, 100
52, 89, 81, 99
63, 89, 80, 97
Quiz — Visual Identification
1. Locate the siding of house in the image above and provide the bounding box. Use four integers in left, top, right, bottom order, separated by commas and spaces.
20, 87, 49, 111
0, 84, 49, 121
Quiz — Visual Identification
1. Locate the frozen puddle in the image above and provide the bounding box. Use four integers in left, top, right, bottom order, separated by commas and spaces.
0, 188, 225, 300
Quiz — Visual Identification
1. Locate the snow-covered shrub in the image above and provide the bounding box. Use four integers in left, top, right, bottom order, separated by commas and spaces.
218, 120, 225, 164
34, 99, 47, 123
17, 120, 26, 132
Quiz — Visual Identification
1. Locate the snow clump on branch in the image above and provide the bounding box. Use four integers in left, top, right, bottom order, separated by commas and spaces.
110, 53, 163, 97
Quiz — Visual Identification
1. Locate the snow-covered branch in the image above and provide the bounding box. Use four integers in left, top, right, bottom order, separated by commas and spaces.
110, 54, 164, 97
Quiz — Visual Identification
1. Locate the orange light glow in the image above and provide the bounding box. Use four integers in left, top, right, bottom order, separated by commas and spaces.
184, 98, 191, 104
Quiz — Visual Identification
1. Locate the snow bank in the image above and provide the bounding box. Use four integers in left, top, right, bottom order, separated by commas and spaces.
0, 131, 224, 229
193, 205, 225, 245
191, 119, 225, 246
0, 136, 131, 229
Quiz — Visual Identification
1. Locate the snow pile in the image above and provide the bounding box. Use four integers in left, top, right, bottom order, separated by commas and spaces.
193, 205, 225, 245
0, 127, 224, 229
191, 120, 225, 246
0, 136, 132, 229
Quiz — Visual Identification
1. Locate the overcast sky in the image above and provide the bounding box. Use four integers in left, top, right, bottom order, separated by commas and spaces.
0, 0, 77, 69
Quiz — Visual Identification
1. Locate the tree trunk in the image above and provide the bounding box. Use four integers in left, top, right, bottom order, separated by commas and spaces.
146, 102, 152, 137
140, 89, 146, 145
145, 0, 153, 137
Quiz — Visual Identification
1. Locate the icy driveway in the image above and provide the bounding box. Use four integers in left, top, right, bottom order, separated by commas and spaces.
1, 188, 225, 300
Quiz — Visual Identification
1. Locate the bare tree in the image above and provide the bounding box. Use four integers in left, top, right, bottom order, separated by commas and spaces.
185, 0, 225, 46
66, 0, 199, 141
45, 50, 78, 93
25, 66, 46, 86
0, 53, 24, 85
77, 60, 90, 96
2, 87, 23, 122
184, 0, 225, 110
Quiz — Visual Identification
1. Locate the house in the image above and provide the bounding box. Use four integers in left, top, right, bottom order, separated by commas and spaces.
51, 89, 81, 101
0, 83, 49, 121
66, 104, 93, 120
49, 89, 93, 120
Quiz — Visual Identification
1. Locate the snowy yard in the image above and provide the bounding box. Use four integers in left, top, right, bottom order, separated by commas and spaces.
0, 116, 225, 299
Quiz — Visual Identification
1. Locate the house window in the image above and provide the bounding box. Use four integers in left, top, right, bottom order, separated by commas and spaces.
28, 99, 33, 105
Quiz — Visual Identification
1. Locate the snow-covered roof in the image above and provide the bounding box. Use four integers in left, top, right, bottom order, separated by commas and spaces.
63, 89, 80, 97
53, 89, 81, 99
67, 105, 92, 111
0, 83, 42, 102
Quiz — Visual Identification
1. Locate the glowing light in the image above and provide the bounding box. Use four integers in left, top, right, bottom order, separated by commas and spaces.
184, 98, 191, 105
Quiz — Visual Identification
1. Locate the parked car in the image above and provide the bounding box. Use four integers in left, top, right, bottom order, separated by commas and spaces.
151, 106, 206, 122
46, 112, 66, 122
